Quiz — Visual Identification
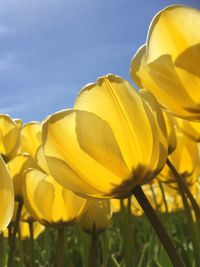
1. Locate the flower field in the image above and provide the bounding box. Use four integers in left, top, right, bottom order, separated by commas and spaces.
1, 4, 200, 267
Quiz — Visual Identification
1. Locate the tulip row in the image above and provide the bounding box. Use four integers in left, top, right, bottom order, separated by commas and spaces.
1, 4, 200, 267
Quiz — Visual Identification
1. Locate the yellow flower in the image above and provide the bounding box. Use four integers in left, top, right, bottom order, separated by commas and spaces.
130, 5, 200, 120
79, 200, 111, 234
22, 147, 87, 226
7, 153, 36, 200
14, 118, 23, 129
110, 199, 121, 213
163, 112, 177, 154
20, 122, 42, 158
0, 114, 20, 162
176, 117, 200, 142
42, 74, 168, 199
0, 155, 14, 232
158, 130, 200, 189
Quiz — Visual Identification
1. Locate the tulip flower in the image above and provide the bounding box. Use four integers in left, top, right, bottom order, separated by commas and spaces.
79, 200, 111, 235
42, 74, 186, 266
0, 114, 20, 162
163, 112, 177, 154
176, 117, 200, 142
42, 74, 168, 199
158, 130, 200, 189
79, 199, 111, 267
14, 118, 23, 129
130, 5, 200, 120
0, 155, 14, 232
7, 153, 37, 200
23, 146, 87, 226
20, 122, 42, 159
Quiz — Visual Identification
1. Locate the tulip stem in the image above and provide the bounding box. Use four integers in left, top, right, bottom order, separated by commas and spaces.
29, 221, 35, 267
120, 198, 133, 267
0, 233, 4, 267
7, 198, 23, 267
89, 224, 98, 267
56, 225, 65, 267
158, 182, 169, 214
178, 186, 200, 267
132, 185, 186, 267
166, 158, 200, 221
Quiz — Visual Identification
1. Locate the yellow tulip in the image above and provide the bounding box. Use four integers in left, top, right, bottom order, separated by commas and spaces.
14, 118, 23, 129
130, 5, 200, 120
22, 146, 87, 226
79, 200, 111, 234
0, 155, 14, 232
110, 199, 121, 213
176, 117, 200, 142
23, 168, 87, 226
163, 112, 177, 154
20, 122, 42, 158
7, 153, 36, 200
42, 74, 168, 199
0, 114, 20, 162
158, 130, 200, 189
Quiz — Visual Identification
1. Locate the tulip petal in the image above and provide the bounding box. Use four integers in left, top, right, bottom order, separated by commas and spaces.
21, 122, 42, 158
130, 45, 199, 119
0, 155, 14, 232
147, 5, 200, 63
43, 109, 130, 198
23, 168, 86, 225
7, 153, 36, 198
0, 114, 20, 159
75, 74, 156, 173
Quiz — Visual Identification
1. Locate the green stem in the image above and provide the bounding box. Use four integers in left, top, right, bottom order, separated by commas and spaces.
149, 183, 159, 210
17, 226, 25, 267
29, 221, 34, 267
120, 199, 132, 266
158, 182, 169, 214
7, 198, 23, 267
56, 225, 65, 267
0, 233, 4, 267
167, 159, 200, 221
132, 185, 186, 267
178, 183, 200, 267
89, 224, 98, 267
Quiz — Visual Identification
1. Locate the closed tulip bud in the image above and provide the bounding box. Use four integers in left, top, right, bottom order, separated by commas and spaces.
0, 155, 14, 232
79, 200, 111, 235
130, 5, 200, 120
42, 74, 168, 199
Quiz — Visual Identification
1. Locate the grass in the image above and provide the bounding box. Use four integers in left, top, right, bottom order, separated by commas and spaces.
1, 210, 195, 267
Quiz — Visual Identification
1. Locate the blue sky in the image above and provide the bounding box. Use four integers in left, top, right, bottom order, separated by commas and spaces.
0, 0, 200, 122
